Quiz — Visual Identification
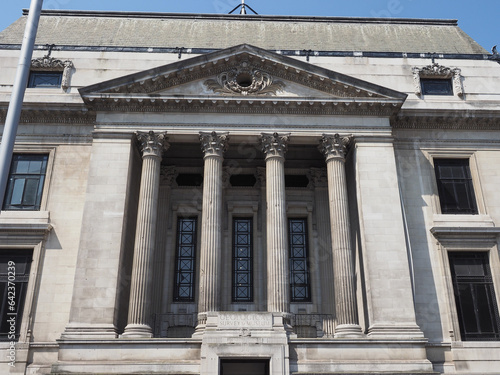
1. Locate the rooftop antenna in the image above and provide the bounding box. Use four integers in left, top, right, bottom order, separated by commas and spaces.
228, 0, 259, 15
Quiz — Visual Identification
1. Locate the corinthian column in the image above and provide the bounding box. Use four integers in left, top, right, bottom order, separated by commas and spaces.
261, 133, 290, 314
196, 131, 229, 332
318, 134, 363, 337
123, 131, 169, 337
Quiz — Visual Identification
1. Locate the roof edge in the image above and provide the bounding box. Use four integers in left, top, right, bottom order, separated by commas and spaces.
22, 9, 459, 26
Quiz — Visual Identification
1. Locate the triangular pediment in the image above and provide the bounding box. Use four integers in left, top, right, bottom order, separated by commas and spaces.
80, 44, 406, 115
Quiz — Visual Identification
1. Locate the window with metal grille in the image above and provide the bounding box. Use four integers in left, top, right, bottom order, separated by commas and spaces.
232, 218, 253, 302
421, 78, 453, 95
3, 154, 48, 211
173, 217, 197, 302
449, 252, 500, 341
289, 218, 311, 302
28, 71, 62, 88
434, 158, 478, 214
0, 249, 33, 341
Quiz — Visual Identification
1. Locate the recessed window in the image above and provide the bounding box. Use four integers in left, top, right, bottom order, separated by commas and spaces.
176, 174, 203, 187
0, 249, 33, 341
285, 175, 309, 188
3, 154, 48, 211
232, 218, 253, 302
173, 217, 197, 302
28, 71, 62, 88
421, 78, 453, 96
434, 158, 478, 214
449, 252, 500, 341
230, 174, 257, 187
289, 218, 311, 302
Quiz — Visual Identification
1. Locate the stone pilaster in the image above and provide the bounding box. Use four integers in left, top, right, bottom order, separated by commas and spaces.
123, 131, 169, 337
310, 167, 335, 337
319, 134, 363, 337
195, 131, 229, 333
261, 133, 290, 314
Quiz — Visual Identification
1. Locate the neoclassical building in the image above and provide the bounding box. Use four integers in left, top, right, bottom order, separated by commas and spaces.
1, 9, 500, 375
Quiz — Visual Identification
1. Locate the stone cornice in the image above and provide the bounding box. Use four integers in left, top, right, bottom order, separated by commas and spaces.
0, 108, 96, 125
81, 96, 402, 116
392, 114, 500, 130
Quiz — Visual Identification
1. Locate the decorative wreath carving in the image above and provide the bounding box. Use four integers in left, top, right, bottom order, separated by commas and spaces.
204, 61, 285, 96
412, 62, 463, 97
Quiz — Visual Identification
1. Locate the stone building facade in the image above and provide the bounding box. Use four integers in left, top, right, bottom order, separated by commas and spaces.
0, 9, 500, 375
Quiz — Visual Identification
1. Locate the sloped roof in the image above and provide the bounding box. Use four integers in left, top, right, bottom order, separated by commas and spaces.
0, 10, 488, 54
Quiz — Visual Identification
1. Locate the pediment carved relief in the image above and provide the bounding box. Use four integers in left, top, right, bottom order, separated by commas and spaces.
204, 61, 285, 96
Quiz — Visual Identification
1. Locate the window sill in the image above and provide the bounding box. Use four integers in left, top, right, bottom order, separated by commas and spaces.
0, 211, 52, 245
452, 341, 500, 348
433, 214, 495, 228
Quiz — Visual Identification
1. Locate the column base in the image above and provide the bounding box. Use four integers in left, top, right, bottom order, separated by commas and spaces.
192, 312, 207, 337
121, 323, 153, 338
334, 323, 364, 338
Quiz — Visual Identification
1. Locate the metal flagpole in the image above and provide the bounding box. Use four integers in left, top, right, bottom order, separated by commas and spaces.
0, 0, 44, 207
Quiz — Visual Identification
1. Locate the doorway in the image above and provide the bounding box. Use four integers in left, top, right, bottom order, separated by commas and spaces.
220, 359, 270, 375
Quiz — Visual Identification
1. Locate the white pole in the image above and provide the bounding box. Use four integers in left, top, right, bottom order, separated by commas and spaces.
0, 0, 44, 207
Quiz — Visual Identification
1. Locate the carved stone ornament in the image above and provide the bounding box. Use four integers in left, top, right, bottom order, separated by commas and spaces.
136, 131, 169, 159
31, 56, 74, 90
261, 132, 290, 159
160, 166, 178, 187
204, 61, 285, 96
318, 134, 353, 161
309, 167, 328, 188
199, 131, 229, 158
412, 63, 463, 97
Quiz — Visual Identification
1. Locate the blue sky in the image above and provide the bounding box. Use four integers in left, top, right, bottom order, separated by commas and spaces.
1, 0, 499, 52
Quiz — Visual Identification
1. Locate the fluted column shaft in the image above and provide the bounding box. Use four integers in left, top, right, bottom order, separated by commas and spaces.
123, 131, 168, 337
319, 134, 362, 337
196, 132, 229, 330
261, 133, 290, 314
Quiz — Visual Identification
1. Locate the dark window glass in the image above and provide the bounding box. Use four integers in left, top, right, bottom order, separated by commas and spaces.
173, 217, 197, 302
421, 78, 453, 95
28, 72, 62, 88
449, 252, 500, 341
232, 218, 253, 302
285, 175, 309, 188
289, 218, 311, 302
3, 154, 48, 211
434, 159, 478, 214
0, 250, 33, 341
176, 174, 203, 187
230, 174, 257, 187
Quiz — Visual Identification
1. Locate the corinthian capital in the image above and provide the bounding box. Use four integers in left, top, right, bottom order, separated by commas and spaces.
261, 132, 290, 159
318, 134, 353, 161
136, 131, 169, 159
199, 131, 229, 158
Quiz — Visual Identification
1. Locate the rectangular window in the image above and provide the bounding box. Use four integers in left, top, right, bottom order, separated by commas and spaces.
434, 158, 478, 214
3, 154, 49, 211
173, 217, 197, 302
0, 250, 33, 341
289, 218, 311, 302
421, 78, 453, 95
449, 252, 500, 341
28, 71, 62, 88
232, 218, 253, 302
